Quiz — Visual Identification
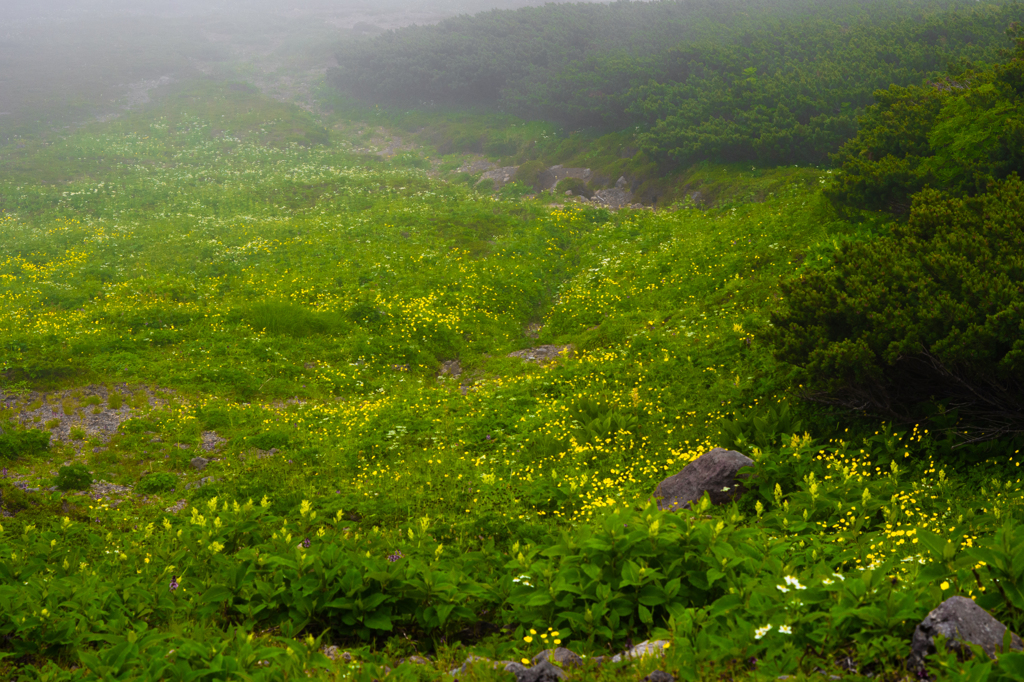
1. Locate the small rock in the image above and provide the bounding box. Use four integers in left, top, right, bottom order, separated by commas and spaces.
163, 499, 187, 514
200, 431, 225, 452
643, 672, 676, 682
511, 660, 568, 682
531, 648, 583, 668
653, 448, 754, 511
400, 655, 431, 665
611, 640, 671, 663
507, 345, 575, 365
438, 360, 462, 378
89, 480, 132, 498
504, 661, 530, 675
449, 654, 494, 676
908, 596, 1023, 670
185, 476, 215, 490
321, 645, 352, 663
190, 456, 210, 471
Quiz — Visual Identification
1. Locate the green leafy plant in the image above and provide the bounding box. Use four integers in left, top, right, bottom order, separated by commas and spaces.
718, 401, 802, 451
555, 177, 592, 198
54, 463, 93, 491
0, 423, 51, 460
135, 472, 178, 495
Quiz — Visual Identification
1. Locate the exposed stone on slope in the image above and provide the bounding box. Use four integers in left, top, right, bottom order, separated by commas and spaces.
653, 448, 753, 511
508, 345, 575, 365
908, 596, 1023, 670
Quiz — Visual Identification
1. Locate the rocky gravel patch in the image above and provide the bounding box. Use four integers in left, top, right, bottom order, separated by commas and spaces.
1, 384, 172, 451
508, 345, 575, 365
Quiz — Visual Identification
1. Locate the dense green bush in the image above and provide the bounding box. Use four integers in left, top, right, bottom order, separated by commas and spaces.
771, 176, 1024, 436
514, 160, 547, 192
54, 464, 93, 491
554, 177, 592, 198
332, 0, 1024, 166
135, 472, 178, 495
0, 423, 50, 460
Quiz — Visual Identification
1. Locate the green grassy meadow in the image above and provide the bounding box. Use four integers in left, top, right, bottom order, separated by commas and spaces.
1, 78, 1024, 681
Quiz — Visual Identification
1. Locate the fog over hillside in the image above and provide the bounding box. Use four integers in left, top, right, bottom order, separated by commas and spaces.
5, 0, 601, 26
0, 0, 609, 135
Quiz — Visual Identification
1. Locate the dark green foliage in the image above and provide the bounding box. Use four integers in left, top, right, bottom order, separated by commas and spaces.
823, 83, 947, 214
771, 177, 1024, 436
331, 0, 1024, 167
554, 177, 592, 198
0, 423, 50, 460
135, 472, 178, 495
828, 24, 1024, 214
513, 160, 547, 191
54, 464, 92, 491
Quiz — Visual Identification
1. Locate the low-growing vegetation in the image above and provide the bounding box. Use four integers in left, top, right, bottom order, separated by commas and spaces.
1, 7, 1024, 681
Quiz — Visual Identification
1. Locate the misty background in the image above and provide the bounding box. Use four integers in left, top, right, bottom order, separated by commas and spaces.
0, 0, 603, 138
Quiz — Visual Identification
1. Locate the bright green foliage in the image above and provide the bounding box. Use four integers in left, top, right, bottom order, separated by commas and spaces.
3, 65, 1024, 680
718, 400, 802, 451
0, 423, 49, 461
54, 464, 93, 491
2, 433, 1024, 680
772, 177, 1024, 433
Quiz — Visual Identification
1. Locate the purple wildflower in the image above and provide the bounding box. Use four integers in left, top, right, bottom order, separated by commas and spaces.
302, 538, 311, 549
169, 576, 179, 592
387, 551, 405, 562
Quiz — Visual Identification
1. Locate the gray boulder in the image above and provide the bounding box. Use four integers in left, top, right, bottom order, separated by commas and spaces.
507, 345, 575, 365
504, 661, 530, 676
653, 447, 753, 511
643, 672, 676, 682
449, 655, 523, 677
611, 639, 671, 663
200, 431, 225, 452
511, 660, 567, 682
531, 647, 583, 668
190, 456, 210, 471
908, 596, 1023, 669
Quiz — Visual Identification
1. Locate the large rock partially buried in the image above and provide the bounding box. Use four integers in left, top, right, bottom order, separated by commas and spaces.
653, 447, 753, 511
908, 596, 1023, 669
